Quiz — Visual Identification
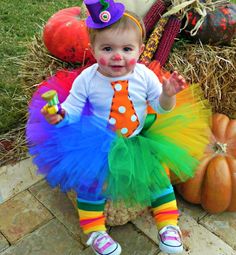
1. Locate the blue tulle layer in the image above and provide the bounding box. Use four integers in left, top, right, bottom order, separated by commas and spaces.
28, 115, 116, 201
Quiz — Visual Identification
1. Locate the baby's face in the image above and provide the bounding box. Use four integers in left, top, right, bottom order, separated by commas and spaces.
91, 28, 144, 77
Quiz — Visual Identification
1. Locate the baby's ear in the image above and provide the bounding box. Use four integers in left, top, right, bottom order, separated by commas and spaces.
139, 44, 145, 55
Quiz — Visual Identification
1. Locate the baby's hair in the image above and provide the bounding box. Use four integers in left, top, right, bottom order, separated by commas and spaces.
88, 10, 146, 46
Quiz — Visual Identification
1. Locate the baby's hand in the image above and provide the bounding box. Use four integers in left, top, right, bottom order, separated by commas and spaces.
41, 108, 65, 125
162, 71, 187, 97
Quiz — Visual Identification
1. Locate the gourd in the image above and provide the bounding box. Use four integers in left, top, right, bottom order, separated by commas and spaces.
177, 113, 236, 213
183, 3, 236, 45
43, 7, 95, 64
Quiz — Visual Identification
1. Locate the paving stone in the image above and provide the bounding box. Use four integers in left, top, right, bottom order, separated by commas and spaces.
132, 212, 158, 244
0, 190, 53, 244
110, 223, 159, 255
80, 247, 95, 255
132, 196, 207, 245
0, 158, 43, 204
178, 213, 236, 255
0, 219, 83, 255
29, 180, 87, 245
133, 210, 236, 254
200, 212, 236, 250
176, 194, 207, 221
0, 233, 9, 252
2, 158, 236, 255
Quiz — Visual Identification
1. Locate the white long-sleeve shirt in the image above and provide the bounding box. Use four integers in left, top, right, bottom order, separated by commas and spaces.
59, 63, 170, 137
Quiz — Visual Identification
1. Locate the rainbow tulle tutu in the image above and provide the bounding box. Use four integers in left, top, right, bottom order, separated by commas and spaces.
27, 67, 211, 206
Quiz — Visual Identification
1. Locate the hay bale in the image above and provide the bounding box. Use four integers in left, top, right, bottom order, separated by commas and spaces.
0, 127, 28, 167
19, 33, 81, 101
67, 191, 148, 226
165, 39, 236, 118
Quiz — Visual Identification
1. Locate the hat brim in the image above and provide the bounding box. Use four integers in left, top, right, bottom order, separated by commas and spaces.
86, 3, 125, 29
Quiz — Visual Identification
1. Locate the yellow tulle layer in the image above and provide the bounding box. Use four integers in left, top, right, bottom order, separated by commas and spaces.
146, 84, 212, 182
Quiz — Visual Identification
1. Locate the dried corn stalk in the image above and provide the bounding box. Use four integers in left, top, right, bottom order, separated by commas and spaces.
143, 0, 167, 36
139, 17, 169, 65
154, 15, 181, 66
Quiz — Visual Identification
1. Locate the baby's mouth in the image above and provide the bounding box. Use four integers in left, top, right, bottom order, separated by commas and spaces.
110, 65, 124, 70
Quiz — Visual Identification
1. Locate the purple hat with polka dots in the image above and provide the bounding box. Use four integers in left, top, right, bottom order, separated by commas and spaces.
84, 0, 125, 29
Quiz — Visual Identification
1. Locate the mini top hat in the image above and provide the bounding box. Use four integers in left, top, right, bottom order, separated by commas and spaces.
84, 0, 125, 29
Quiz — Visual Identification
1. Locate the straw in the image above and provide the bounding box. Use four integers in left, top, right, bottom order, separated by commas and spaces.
165, 38, 236, 118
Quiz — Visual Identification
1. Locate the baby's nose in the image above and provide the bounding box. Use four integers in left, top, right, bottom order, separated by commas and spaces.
113, 53, 122, 61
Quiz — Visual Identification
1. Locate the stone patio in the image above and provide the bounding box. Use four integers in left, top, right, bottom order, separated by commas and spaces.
0, 158, 236, 255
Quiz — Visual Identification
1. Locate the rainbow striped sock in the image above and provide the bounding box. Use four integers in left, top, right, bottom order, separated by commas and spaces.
151, 187, 179, 230
77, 199, 106, 234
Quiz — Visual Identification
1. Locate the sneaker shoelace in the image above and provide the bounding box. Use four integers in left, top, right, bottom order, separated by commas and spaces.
88, 232, 115, 253
95, 234, 115, 249
159, 226, 182, 245
161, 229, 181, 242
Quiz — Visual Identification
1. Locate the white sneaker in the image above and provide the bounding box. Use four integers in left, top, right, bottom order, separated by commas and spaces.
158, 225, 183, 254
86, 231, 122, 255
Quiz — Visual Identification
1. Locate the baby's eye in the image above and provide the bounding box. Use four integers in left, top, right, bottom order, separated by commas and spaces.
123, 47, 132, 52
103, 47, 112, 52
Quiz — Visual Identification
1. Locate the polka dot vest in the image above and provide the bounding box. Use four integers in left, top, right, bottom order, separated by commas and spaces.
108, 80, 140, 137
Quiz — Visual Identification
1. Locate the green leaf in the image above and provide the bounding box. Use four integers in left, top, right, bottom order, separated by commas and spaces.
162, 0, 197, 17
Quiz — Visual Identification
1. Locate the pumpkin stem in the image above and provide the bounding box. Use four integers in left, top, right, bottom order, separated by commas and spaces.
213, 142, 227, 154
81, 3, 88, 19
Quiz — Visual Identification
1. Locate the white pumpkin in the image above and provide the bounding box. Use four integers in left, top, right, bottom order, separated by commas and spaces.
118, 0, 156, 18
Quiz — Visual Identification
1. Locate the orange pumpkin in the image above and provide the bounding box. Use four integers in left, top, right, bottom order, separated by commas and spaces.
43, 7, 95, 64
177, 113, 236, 213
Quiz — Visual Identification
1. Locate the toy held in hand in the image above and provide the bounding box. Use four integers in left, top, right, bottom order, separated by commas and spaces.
41, 90, 62, 115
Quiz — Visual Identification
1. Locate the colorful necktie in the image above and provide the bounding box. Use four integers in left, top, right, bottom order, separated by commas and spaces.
108, 80, 140, 137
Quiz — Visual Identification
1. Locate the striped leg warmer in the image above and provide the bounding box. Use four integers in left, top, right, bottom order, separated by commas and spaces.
151, 185, 179, 230
77, 198, 106, 234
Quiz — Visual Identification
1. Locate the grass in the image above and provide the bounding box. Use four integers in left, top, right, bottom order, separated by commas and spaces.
0, 0, 83, 166
0, 0, 82, 134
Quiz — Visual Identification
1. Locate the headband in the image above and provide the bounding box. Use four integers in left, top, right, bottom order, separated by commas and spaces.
123, 12, 144, 38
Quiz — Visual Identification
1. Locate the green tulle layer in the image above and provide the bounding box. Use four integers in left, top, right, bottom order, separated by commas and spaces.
106, 133, 199, 207
106, 84, 211, 207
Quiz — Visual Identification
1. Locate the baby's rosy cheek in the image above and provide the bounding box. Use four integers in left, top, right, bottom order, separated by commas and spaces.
98, 57, 107, 66
128, 59, 136, 66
